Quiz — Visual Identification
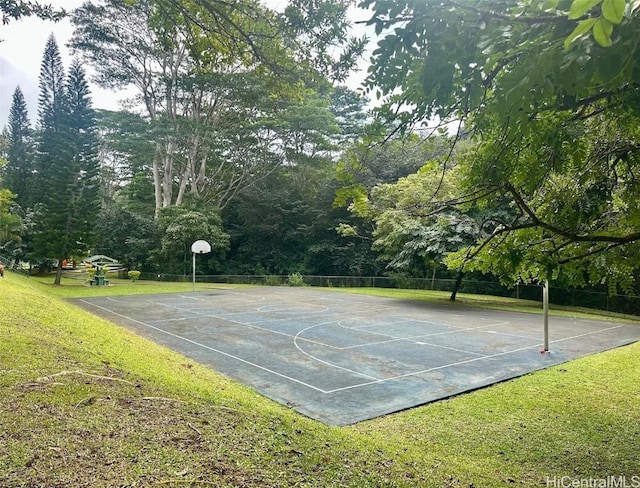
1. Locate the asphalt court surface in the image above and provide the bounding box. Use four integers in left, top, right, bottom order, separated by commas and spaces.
74, 287, 640, 425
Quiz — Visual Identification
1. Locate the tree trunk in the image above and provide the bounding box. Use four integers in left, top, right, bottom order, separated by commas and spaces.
162, 141, 174, 208
175, 164, 191, 206
449, 269, 464, 301
152, 149, 163, 219
54, 256, 64, 285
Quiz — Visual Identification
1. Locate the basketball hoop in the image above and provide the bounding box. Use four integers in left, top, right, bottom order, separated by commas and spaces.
191, 240, 212, 291
191, 240, 212, 254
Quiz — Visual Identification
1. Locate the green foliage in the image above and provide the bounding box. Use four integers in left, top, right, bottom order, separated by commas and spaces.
0, 189, 24, 255
70, 0, 364, 217
364, 0, 639, 132
287, 272, 306, 286
263, 275, 283, 286
367, 158, 504, 276
127, 270, 141, 282
94, 110, 156, 216
221, 158, 379, 277
336, 134, 450, 193
280, 0, 367, 83
156, 207, 230, 275
93, 205, 159, 271
0, 188, 14, 214
364, 0, 640, 291
566, 0, 627, 47
3, 275, 640, 486
4, 86, 34, 209
329, 87, 370, 144
31, 44, 101, 285
0, 1, 65, 25
450, 109, 640, 292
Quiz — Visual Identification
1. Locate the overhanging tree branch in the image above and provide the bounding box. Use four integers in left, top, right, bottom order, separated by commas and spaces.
504, 182, 640, 244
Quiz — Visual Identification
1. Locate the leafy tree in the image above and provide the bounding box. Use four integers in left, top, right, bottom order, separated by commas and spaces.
4, 86, 35, 208
222, 174, 312, 275
219, 87, 376, 277
93, 204, 160, 271
444, 112, 640, 292
155, 207, 230, 275
334, 133, 454, 247
69, 0, 365, 217
362, 158, 515, 298
303, 175, 383, 276
335, 133, 451, 197
1, 1, 65, 25
158, 0, 366, 84
94, 110, 157, 216
222, 159, 382, 276
363, 0, 640, 291
329, 87, 371, 145
0, 189, 24, 257
364, 0, 638, 130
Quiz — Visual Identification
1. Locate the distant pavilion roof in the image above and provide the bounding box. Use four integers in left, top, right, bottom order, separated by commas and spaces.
85, 255, 121, 266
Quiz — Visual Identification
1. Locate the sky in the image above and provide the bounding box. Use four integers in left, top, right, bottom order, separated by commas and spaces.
0, 0, 118, 126
0, 0, 374, 128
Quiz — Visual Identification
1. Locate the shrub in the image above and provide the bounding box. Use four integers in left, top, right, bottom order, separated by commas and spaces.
287, 272, 306, 287
264, 275, 283, 286
128, 270, 141, 282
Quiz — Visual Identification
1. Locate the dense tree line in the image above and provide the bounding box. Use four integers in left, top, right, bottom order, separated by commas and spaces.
2, 0, 640, 300
361, 0, 640, 295
0, 0, 384, 281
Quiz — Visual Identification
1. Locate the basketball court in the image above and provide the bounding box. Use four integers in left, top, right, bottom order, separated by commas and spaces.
74, 287, 640, 425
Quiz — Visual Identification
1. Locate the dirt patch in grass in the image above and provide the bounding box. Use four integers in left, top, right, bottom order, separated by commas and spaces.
1, 365, 269, 488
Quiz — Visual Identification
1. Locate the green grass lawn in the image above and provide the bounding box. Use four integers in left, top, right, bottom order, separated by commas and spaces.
1, 272, 639, 487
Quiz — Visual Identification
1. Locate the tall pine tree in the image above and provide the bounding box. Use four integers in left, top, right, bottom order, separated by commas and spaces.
33, 36, 101, 284
5, 86, 35, 208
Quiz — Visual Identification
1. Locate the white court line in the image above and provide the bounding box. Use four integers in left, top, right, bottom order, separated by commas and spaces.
90, 298, 433, 385
324, 321, 636, 394
293, 323, 382, 381
336, 318, 514, 346
174, 291, 269, 303
324, 342, 545, 394
141, 300, 354, 344
333, 319, 487, 357
148, 300, 346, 345
138, 297, 402, 351
148, 317, 193, 324
256, 305, 330, 314
99, 296, 515, 374
342, 317, 512, 335
549, 323, 631, 344
344, 316, 509, 331
81, 296, 637, 397
480, 329, 540, 340
78, 299, 331, 393
89, 297, 394, 386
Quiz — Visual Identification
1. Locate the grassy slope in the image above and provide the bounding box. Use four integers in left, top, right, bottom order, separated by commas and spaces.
1, 273, 639, 487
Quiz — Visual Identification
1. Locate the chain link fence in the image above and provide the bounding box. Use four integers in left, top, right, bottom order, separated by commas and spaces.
133, 272, 640, 316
